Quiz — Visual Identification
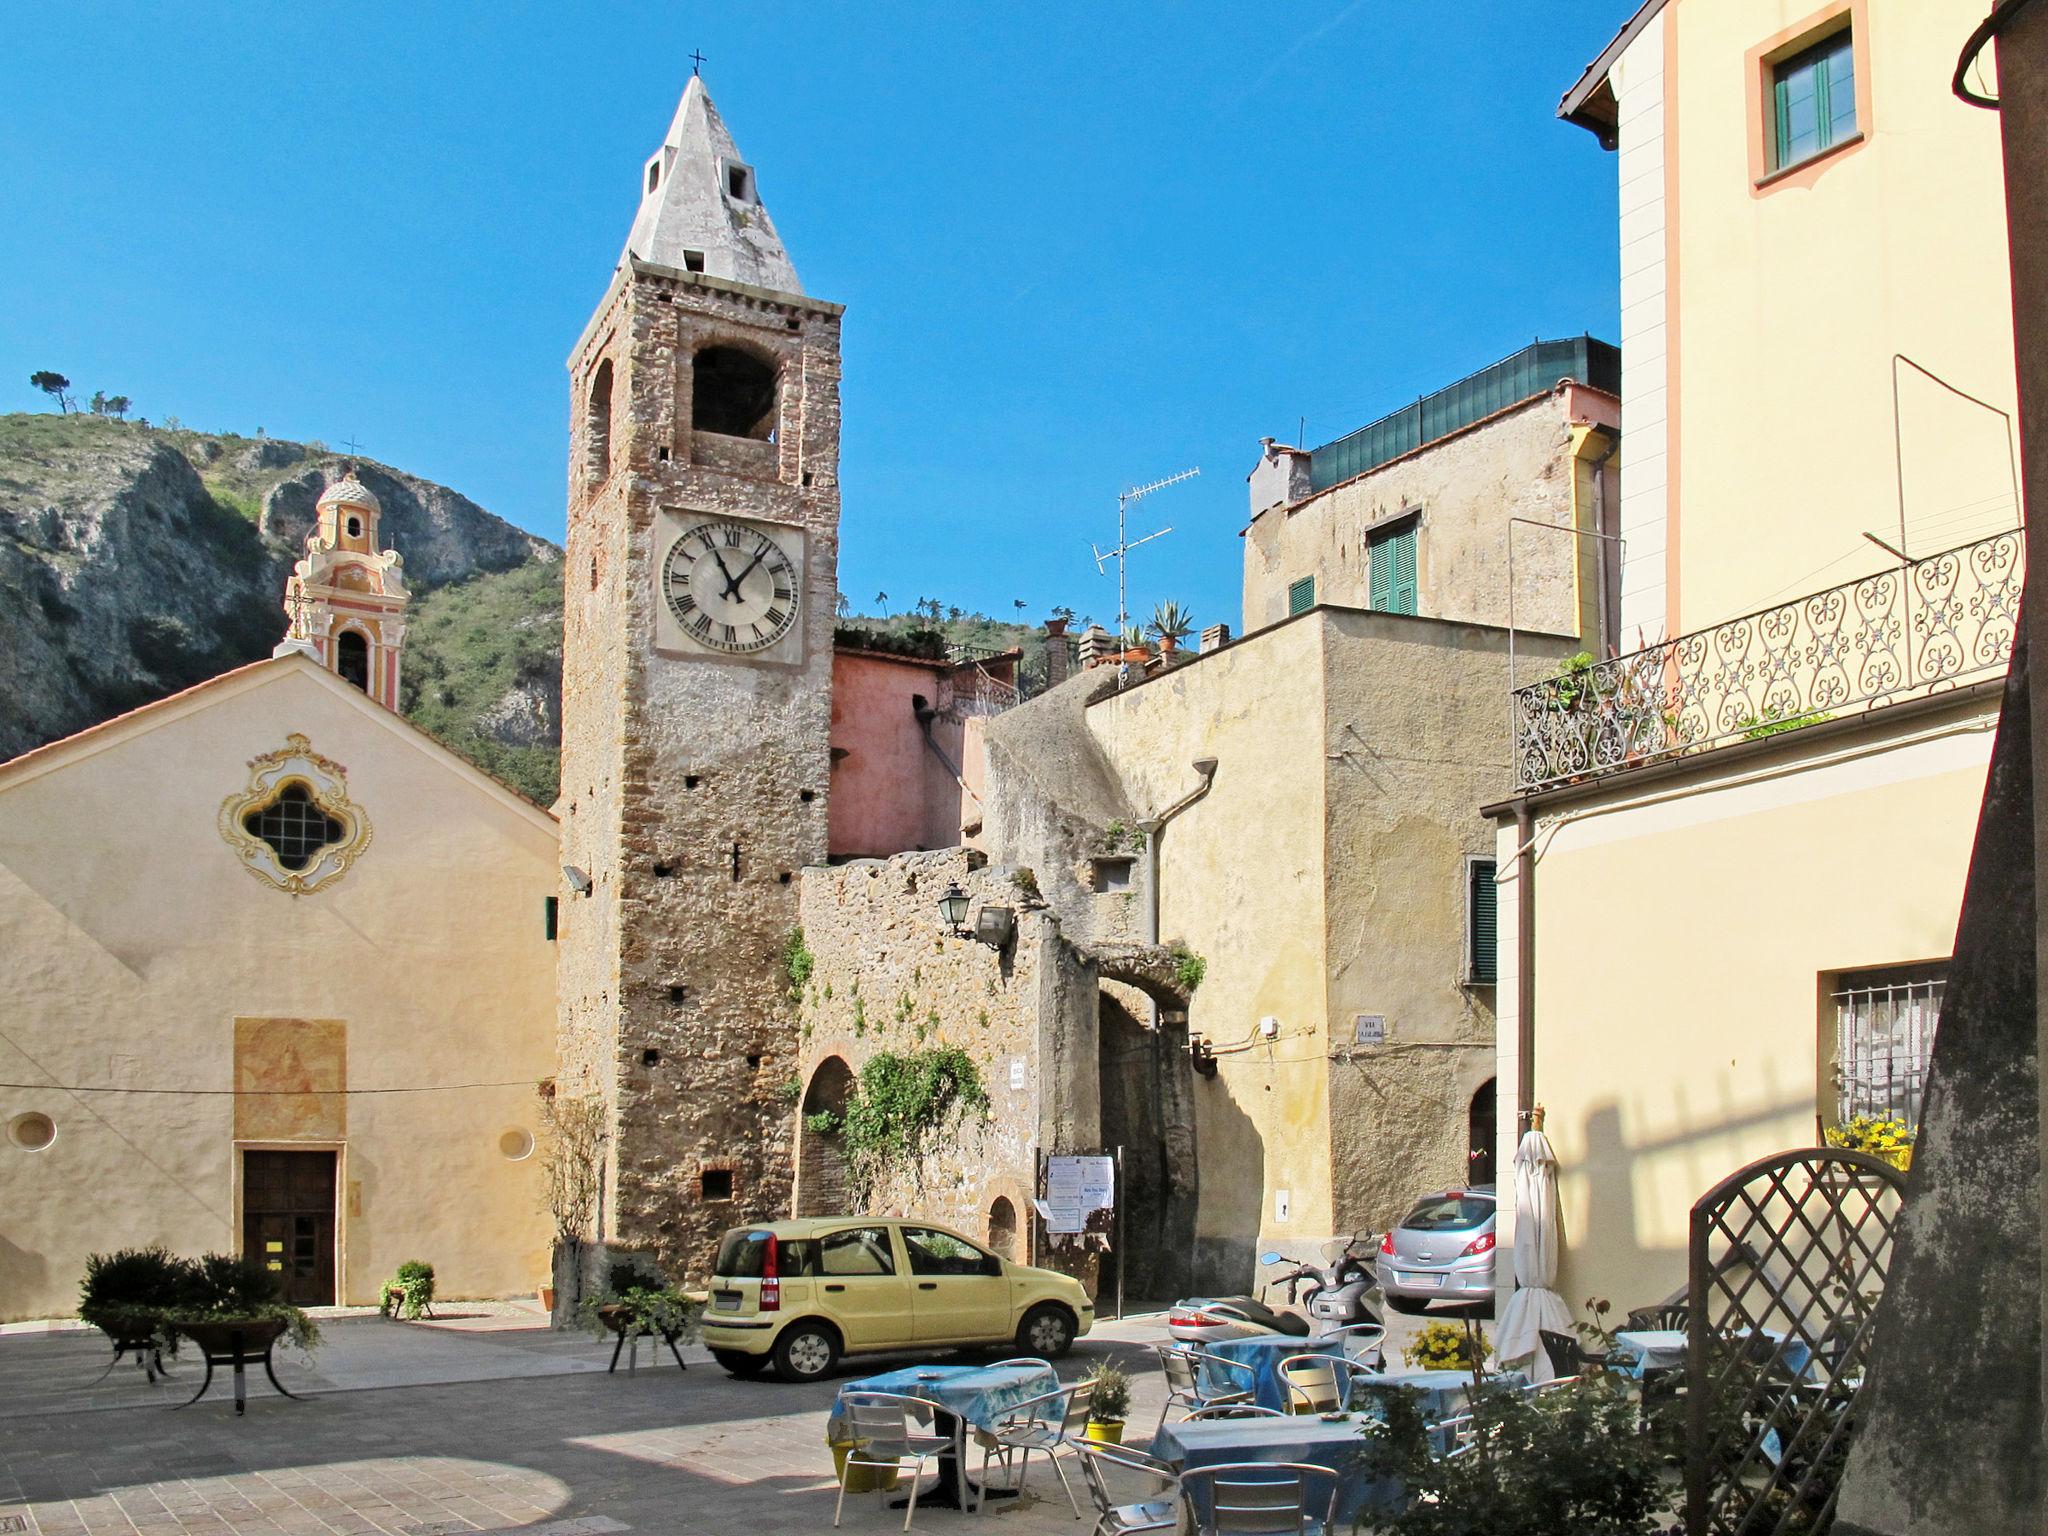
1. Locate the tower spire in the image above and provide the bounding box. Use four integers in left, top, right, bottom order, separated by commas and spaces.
620, 77, 803, 295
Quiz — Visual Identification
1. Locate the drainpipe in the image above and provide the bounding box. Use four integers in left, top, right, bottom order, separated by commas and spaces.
1137, 756, 1218, 1295
1515, 799, 1537, 1130
1588, 430, 1620, 657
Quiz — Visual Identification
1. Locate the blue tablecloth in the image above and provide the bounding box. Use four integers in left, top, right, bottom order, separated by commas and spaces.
826, 1363, 1061, 1444
1353, 1367, 1523, 1423
1195, 1337, 1347, 1412
1612, 1329, 1688, 1375
1153, 1413, 1399, 1526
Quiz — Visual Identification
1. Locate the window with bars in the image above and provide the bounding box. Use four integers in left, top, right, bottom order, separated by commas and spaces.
1288, 576, 1316, 616
1773, 26, 1857, 171
242, 783, 346, 872
1830, 962, 1946, 1129
1465, 857, 1498, 985
1368, 518, 1419, 615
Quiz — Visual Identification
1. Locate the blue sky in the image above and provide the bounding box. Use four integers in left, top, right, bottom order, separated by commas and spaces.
0, 2, 1622, 634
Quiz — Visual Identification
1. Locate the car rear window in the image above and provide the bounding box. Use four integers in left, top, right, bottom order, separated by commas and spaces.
713, 1230, 820, 1277
1399, 1194, 1494, 1232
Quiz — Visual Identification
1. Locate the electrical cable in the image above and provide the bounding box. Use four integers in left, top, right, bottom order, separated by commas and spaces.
0, 1078, 538, 1096
1954, 0, 2039, 107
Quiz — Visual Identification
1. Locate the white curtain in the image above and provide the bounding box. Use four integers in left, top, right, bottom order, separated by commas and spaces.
1495, 1125, 1574, 1382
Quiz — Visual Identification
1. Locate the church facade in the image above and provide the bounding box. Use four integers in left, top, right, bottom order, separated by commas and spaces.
0, 479, 559, 1321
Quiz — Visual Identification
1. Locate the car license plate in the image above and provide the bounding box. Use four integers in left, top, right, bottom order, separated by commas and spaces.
713, 1291, 742, 1312
1400, 1273, 1445, 1288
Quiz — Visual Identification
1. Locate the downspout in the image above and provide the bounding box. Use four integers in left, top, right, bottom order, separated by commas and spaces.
1588, 429, 1620, 657
1515, 799, 1538, 1131
1138, 756, 1218, 1295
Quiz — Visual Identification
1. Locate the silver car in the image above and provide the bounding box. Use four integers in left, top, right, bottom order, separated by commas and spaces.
1379, 1186, 1497, 1313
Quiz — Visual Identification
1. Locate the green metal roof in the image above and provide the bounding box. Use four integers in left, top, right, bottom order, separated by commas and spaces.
1309, 337, 1620, 493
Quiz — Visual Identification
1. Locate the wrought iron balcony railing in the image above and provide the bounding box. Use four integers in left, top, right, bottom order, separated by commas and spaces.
1512, 527, 2024, 790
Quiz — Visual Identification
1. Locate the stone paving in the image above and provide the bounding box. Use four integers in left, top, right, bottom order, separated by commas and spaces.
0, 1308, 1445, 1536
0, 1313, 1190, 1536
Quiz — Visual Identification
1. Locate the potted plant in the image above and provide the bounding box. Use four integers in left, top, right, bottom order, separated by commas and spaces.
578, 1261, 704, 1372
1824, 1115, 1914, 1170
78, 1246, 187, 1375
1149, 600, 1194, 656
171, 1252, 321, 1356
1404, 1319, 1488, 1372
1085, 1360, 1132, 1444
379, 1259, 435, 1320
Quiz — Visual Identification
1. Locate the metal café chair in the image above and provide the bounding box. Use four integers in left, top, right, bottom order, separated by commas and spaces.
975, 1378, 1093, 1518
1321, 1321, 1386, 1371
989, 1356, 1055, 1371
1073, 1440, 1179, 1536
1184, 1404, 1286, 1421
834, 1391, 952, 1532
1276, 1353, 1357, 1415
1153, 1344, 1256, 1434
1179, 1461, 1335, 1535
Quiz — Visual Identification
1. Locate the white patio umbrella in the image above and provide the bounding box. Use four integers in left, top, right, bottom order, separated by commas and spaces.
1494, 1109, 1574, 1383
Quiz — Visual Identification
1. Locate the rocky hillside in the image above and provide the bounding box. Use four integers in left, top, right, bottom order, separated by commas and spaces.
0, 413, 563, 803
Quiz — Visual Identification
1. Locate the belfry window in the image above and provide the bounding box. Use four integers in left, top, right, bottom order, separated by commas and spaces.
243, 784, 346, 873
587, 358, 615, 483
336, 630, 370, 691
692, 346, 778, 439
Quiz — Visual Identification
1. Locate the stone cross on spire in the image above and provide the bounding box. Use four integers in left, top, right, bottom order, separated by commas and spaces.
620, 77, 803, 296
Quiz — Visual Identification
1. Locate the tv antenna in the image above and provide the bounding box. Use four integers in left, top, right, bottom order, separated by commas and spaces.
1092, 467, 1199, 655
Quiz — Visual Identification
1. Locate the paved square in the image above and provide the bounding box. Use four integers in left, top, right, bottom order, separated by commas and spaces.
0, 1313, 1201, 1536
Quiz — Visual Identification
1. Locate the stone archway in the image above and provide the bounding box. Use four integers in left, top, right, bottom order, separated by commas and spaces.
796, 1056, 855, 1216
1084, 943, 1198, 1305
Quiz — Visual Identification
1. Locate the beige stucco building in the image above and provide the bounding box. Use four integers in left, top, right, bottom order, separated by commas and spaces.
1491, 0, 2023, 1316
0, 652, 560, 1321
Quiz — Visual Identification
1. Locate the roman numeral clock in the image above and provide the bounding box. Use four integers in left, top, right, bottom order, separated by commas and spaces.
654, 514, 804, 660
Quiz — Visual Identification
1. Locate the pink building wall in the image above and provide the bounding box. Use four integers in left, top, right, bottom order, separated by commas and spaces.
828, 648, 994, 860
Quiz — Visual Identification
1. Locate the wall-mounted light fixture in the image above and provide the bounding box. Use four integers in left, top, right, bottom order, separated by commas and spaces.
562, 865, 593, 897
938, 881, 971, 936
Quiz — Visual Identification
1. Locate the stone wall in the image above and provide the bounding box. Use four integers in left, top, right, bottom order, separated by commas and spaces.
793, 850, 1052, 1257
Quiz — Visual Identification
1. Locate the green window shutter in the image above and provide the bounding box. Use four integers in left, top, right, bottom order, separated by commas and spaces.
1368, 521, 1419, 615
545, 895, 559, 942
1468, 859, 1498, 984
1288, 576, 1316, 616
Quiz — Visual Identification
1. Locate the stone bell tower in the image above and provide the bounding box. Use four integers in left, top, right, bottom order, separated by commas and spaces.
273, 471, 409, 709
556, 76, 840, 1276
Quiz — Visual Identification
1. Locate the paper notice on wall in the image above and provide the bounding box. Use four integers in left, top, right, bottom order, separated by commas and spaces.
1041, 1155, 1116, 1236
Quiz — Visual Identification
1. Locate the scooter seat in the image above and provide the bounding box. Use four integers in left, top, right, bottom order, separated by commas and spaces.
1213, 1297, 1312, 1337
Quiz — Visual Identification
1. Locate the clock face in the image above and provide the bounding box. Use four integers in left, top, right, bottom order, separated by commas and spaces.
660, 520, 802, 654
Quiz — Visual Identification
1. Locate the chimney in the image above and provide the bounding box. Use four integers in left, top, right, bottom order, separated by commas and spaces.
1248, 437, 1315, 519
1079, 625, 1114, 670
1200, 623, 1232, 654
1043, 617, 1072, 688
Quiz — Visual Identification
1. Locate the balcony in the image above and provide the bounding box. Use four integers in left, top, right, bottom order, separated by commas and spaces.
1512, 528, 2024, 791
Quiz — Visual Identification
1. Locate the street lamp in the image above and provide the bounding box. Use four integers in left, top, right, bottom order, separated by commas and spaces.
938, 882, 971, 937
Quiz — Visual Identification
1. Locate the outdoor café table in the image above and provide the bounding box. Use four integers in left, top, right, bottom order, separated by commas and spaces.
1152, 1412, 1397, 1528
1611, 1329, 1689, 1375
827, 1361, 1060, 1511
1196, 1335, 1347, 1412
1352, 1366, 1524, 1423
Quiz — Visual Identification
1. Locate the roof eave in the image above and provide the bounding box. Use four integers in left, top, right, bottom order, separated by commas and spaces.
1557, 0, 1672, 148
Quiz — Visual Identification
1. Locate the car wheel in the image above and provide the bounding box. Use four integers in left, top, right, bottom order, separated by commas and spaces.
712, 1348, 769, 1379
1387, 1295, 1431, 1315
772, 1322, 840, 1383
1017, 1303, 1075, 1359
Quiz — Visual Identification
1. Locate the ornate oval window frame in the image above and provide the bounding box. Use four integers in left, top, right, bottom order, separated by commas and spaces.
218, 733, 372, 896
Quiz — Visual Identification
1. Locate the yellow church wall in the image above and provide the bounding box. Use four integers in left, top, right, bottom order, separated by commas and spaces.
0, 659, 559, 1320
1657, 0, 2018, 636
1492, 692, 1995, 1313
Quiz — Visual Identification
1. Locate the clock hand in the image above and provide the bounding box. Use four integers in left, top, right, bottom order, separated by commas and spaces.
728, 545, 774, 596
708, 548, 742, 598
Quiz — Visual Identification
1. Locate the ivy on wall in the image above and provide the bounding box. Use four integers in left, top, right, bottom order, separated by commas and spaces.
810, 1046, 991, 1205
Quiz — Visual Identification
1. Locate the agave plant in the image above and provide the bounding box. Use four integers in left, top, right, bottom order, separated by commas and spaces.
1150, 600, 1195, 651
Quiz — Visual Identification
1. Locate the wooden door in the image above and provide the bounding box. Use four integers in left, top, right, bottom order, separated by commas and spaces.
242, 1150, 337, 1305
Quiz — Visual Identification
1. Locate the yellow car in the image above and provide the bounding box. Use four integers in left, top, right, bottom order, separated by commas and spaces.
702, 1218, 1095, 1382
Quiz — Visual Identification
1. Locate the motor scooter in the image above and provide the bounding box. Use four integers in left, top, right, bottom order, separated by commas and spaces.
1166, 1232, 1385, 1364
